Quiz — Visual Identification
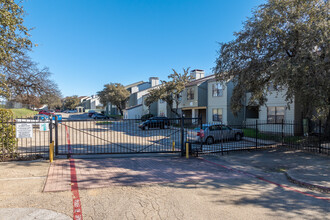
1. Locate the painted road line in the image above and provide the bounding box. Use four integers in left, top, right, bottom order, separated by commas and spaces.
70, 158, 83, 220
200, 158, 330, 201
66, 126, 83, 220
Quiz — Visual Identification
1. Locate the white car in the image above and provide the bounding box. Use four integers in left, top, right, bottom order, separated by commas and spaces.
68, 109, 78, 113
188, 124, 244, 145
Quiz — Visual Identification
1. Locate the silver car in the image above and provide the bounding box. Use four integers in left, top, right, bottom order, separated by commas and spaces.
188, 124, 244, 145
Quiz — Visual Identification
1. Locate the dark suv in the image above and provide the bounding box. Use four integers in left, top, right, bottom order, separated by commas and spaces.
138, 117, 170, 130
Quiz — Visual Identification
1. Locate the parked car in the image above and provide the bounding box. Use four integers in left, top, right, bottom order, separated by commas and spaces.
92, 113, 109, 120
188, 124, 244, 145
39, 110, 50, 115
141, 114, 153, 121
138, 117, 170, 130
88, 110, 96, 117
15, 114, 53, 126
33, 114, 49, 121
51, 114, 62, 121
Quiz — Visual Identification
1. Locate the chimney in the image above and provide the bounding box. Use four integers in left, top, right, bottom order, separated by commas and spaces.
149, 77, 159, 87
191, 69, 205, 80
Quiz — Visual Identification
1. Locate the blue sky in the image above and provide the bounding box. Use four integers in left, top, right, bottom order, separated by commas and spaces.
23, 0, 265, 97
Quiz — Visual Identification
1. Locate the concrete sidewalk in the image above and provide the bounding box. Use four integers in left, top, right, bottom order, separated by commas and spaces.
0, 208, 71, 220
210, 148, 330, 193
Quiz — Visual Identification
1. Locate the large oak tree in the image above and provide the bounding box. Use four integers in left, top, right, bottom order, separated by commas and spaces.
145, 68, 193, 117
97, 83, 130, 116
214, 0, 329, 126
0, 0, 33, 98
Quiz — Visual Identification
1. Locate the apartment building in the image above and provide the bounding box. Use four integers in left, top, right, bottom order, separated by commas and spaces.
123, 77, 160, 119
178, 70, 211, 123
244, 88, 303, 134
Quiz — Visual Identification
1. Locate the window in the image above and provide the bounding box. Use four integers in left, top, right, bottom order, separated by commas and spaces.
177, 93, 182, 101
187, 88, 194, 100
212, 83, 223, 97
267, 106, 285, 123
212, 108, 223, 122
246, 106, 259, 118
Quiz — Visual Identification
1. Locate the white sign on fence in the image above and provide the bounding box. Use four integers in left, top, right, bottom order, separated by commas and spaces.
40, 123, 49, 131
16, 123, 33, 138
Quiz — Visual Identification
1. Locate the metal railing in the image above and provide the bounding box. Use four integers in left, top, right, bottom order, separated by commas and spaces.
1, 116, 329, 161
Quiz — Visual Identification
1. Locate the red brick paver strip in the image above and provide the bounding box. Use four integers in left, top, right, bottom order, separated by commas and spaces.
44, 157, 245, 192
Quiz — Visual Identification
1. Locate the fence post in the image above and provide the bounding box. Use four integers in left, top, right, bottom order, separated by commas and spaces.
181, 116, 185, 157
221, 124, 224, 155
49, 117, 53, 144
199, 116, 203, 156
281, 119, 284, 146
55, 115, 59, 156
255, 120, 258, 149
319, 120, 322, 154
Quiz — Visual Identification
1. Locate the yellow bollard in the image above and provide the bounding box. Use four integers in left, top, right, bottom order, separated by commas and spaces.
49, 141, 54, 163
186, 142, 189, 159
172, 141, 175, 151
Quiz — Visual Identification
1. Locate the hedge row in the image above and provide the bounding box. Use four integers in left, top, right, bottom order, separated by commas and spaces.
0, 109, 17, 159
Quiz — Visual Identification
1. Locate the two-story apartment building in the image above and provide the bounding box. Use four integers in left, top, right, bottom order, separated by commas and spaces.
105, 80, 148, 116
123, 77, 160, 119
80, 95, 103, 111
207, 78, 244, 125
244, 88, 303, 134
179, 70, 211, 123
177, 69, 244, 125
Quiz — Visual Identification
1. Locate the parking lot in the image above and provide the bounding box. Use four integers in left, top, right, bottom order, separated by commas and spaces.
13, 113, 279, 160
54, 113, 266, 156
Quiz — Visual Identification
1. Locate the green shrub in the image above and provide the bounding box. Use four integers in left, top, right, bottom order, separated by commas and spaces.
0, 109, 17, 159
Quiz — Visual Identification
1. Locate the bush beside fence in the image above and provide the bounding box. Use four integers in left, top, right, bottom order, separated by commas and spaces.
0, 109, 17, 160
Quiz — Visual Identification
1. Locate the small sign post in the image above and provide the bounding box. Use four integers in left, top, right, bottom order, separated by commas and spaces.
40, 123, 49, 131
16, 123, 33, 138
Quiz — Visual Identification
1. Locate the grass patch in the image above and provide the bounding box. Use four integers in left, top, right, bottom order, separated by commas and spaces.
96, 121, 113, 125
10, 108, 38, 118
243, 128, 278, 140
243, 128, 305, 143
106, 114, 123, 119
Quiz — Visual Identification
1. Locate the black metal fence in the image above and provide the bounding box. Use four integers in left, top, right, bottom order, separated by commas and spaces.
1, 116, 329, 161
0, 117, 51, 161
56, 118, 186, 156
194, 120, 329, 156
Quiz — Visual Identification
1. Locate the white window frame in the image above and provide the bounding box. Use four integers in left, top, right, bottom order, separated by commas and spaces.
212, 108, 223, 122
187, 88, 194, 100
267, 106, 285, 124
212, 83, 223, 97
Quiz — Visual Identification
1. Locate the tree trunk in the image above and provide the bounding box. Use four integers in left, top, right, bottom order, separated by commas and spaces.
324, 112, 330, 139
118, 107, 123, 116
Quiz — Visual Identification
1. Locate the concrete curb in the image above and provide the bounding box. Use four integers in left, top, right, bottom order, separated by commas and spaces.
284, 172, 330, 194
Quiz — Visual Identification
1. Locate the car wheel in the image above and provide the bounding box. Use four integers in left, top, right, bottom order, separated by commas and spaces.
206, 136, 214, 145
235, 133, 242, 141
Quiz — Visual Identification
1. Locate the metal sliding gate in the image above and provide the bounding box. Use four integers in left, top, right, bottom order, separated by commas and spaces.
52, 117, 202, 157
